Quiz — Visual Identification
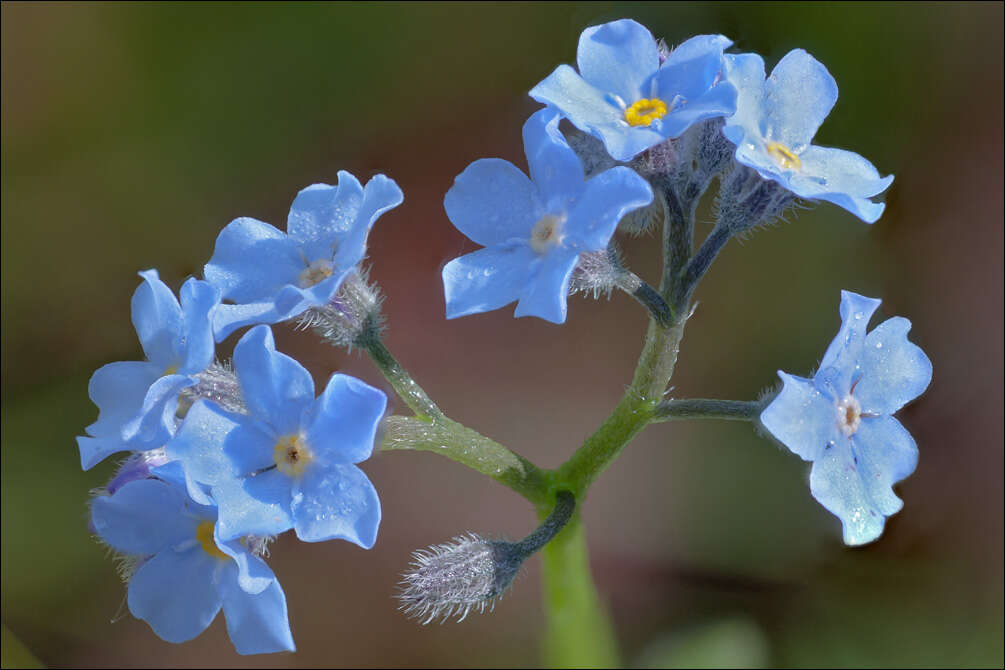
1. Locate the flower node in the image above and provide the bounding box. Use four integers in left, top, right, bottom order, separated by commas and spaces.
529, 215, 565, 253
298, 259, 336, 288
273, 434, 314, 477
624, 97, 668, 127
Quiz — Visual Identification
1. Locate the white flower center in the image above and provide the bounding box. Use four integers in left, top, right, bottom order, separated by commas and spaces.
835, 394, 862, 437
530, 215, 564, 254
298, 259, 335, 288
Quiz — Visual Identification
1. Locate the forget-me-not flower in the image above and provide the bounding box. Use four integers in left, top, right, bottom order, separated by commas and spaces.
204, 173, 403, 341
166, 325, 386, 545
90, 478, 295, 654
442, 108, 653, 324
760, 291, 932, 545
77, 270, 218, 470
722, 50, 893, 223
530, 19, 737, 162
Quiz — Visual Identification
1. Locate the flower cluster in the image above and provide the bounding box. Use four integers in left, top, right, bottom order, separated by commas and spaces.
79, 173, 399, 653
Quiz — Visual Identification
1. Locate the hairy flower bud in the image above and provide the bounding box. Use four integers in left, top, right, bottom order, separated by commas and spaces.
298, 270, 384, 350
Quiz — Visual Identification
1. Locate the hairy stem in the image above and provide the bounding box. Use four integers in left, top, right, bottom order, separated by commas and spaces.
674, 222, 732, 312
614, 272, 671, 327
653, 398, 765, 422
360, 330, 444, 422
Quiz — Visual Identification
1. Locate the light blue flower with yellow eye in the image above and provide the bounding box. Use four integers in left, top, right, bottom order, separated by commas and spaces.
722, 49, 894, 223
530, 19, 736, 161
77, 270, 219, 470
166, 325, 386, 546
204, 173, 403, 341
90, 478, 295, 655
760, 291, 932, 545
441, 108, 653, 324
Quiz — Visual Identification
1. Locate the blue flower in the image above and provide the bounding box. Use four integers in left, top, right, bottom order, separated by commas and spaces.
760, 291, 932, 545
77, 270, 219, 471
442, 108, 653, 323
204, 173, 403, 341
721, 50, 894, 223
166, 325, 386, 545
529, 19, 736, 161
90, 478, 295, 655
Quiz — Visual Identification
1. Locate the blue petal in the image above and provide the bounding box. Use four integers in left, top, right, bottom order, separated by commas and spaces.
204, 217, 305, 304
210, 277, 348, 342
656, 34, 732, 102
216, 530, 276, 595
91, 479, 202, 555
721, 52, 767, 148
816, 291, 882, 397
127, 548, 222, 644
444, 159, 542, 246
286, 176, 363, 265
132, 270, 184, 371
219, 564, 295, 655
853, 415, 919, 513
856, 317, 933, 415
233, 326, 315, 436
788, 145, 894, 223
566, 166, 653, 250
443, 244, 538, 319
214, 471, 294, 541
760, 372, 841, 461
166, 400, 273, 486
764, 49, 838, 150
305, 374, 386, 465
514, 247, 579, 324
333, 173, 404, 270
522, 108, 584, 210
576, 19, 657, 104
79, 360, 161, 469
121, 373, 194, 449
656, 81, 737, 138
177, 278, 219, 374
292, 462, 380, 546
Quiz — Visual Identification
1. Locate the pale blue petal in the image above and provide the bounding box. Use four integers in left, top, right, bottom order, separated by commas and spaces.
91, 479, 201, 555
856, 317, 933, 415
655, 34, 732, 102
514, 248, 579, 324
213, 471, 294, 541
656, 81, 737, 138
566, 166, 653, 250
127, 548, 222, 644
764, 49, 838, 150
121, 373, 194, 448
211, 281, 340, 342
332, 173, 404, 270
292, 463, 380, 546
233, 326, 315, 436
166, 400, 274, 486
216, 530, 276, 595
132, 270, 183, 370
852, 415, 919, 514
522, 108, 583, 209
204, 217, 305, 304
816, 291, 882, 397
219, 565, 295, 655
760, 372, 841, 461
305, 374, 386, 464
721, 52, 767, 147
788, 145, 894, 223
286, 175, 363, 264
576, 19, 657, 104
443, 244, 538, 319
79, 360, 161, 469
177, 278, 219, 374
809, 440, 887, 546
444, 158, 542, 246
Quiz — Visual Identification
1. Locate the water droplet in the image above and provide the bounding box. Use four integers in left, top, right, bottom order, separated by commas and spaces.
854, 312, 863, 320
875, 342, 883, 349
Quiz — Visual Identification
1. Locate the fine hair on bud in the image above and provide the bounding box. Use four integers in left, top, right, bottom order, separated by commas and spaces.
570, 245, 628, 299
397, 533, 524, 624
297, 268, 384, 350
716, 162, 799, 235
179, 360, 246, 416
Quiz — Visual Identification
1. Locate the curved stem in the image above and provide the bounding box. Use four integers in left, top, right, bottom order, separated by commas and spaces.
653, 398, 765, 422
615, 272, 671, 327
360, 330, 443, 422
673, 222, 732, 312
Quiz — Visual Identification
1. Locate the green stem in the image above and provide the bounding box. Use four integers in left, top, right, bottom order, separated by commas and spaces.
361, 330, 444, 422
653, 398, 765, 422
541, 513, 619, 668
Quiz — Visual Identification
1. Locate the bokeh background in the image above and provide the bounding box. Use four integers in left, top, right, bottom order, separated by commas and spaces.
2, 2, 1002, 667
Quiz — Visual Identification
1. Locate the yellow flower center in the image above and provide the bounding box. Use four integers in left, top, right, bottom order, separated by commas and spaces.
273, 434, 314, 477
196, 521, 228, 560
163, 364, 179, 375
624, 98, 668, 127
298, 259, 335, 288
766, 141, 802, 170
529, 215, 564, 254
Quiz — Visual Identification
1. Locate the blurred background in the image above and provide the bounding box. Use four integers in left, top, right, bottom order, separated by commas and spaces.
2, 2, 1002, 667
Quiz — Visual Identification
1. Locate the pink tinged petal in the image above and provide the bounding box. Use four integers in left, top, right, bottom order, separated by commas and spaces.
522, 108, 584, 209
127, 548, 222, 644
566, 166, 653, 250
91, 480, 203, 555
233, 326, 315, 436
178, 278, 219, 374
763, 49, 838, 150
204, 217, 305, 304
305, 374, 387, 464
219, 564, 295, 655
442, 245, 538, 319
444, 158, 543, 246
760, 372, 842, 461
576, 19, 658, 104
292, 463, 380, 546
213, 471, 294, 542
514, 248, 579, 324
816, 291, 882, 397
132, 269, 184, 370
856, 317, 933, 414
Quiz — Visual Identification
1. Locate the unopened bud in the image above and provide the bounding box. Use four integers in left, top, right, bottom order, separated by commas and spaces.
298, 270, 384, 350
